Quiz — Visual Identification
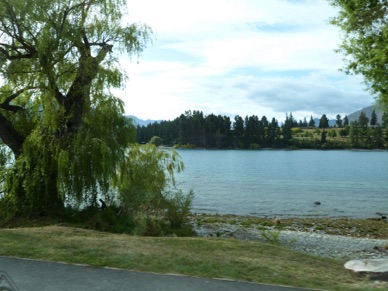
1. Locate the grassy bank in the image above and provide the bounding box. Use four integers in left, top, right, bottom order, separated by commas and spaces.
0, 225, 385, 290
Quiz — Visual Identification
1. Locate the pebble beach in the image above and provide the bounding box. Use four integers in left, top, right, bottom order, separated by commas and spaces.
191, 215, 388, 260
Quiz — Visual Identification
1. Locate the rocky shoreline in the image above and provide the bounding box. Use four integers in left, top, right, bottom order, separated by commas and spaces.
190, 214, 388, 260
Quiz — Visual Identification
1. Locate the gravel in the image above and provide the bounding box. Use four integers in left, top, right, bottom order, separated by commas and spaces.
192, 222, 388, 260
277, 230, 388, 259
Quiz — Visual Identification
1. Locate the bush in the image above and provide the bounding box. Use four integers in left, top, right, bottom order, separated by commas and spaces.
92, 207, 135, 233
339, 127, 349, 137
292, 127, 303, 136
149, 136, 163, 146
164, 189, 194, 229
180, 143, 196, 149
140, 215, 163, 236
328, 129, 337, 138
249, 143, 261, 149
259, 227, 281, 245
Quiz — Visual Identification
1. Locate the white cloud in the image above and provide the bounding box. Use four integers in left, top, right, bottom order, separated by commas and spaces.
120, 0, 374, 121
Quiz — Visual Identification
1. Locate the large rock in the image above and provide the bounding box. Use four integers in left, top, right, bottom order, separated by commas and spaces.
345, 259, 388, 280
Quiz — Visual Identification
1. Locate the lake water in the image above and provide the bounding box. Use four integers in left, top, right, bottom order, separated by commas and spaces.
174, 149, 388, 218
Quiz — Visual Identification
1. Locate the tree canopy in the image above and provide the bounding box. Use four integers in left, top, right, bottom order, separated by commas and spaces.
0, 0, 155, 217
329, 0, 388, 109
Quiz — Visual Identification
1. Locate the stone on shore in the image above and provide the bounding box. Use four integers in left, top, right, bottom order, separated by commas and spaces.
345, 259, 388, 280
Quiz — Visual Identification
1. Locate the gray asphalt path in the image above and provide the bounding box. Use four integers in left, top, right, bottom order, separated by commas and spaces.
0, 256, 317, 291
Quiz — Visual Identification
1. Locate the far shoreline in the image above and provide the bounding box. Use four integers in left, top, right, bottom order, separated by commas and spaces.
170, 146, 388, 152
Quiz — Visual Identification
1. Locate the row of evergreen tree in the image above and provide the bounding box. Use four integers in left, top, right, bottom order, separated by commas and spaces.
136, 110, 388, 149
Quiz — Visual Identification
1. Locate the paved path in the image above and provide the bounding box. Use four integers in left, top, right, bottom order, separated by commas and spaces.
0, 256, 317, 291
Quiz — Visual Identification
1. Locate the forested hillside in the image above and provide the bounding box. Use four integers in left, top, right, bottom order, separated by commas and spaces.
136, 110, 388, 150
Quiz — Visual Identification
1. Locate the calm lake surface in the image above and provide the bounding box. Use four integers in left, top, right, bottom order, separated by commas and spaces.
174, 149, 388, 218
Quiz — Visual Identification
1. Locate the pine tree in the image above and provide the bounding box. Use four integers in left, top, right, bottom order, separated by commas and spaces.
370, 109, 378, 126
308, 115, 315, 127
343, 115, 349, 126
282, 113, 293, 141
336, 114, 343, 127
302, 117, 308, 127
358, 112, 369, 127
319, 114, 329, 129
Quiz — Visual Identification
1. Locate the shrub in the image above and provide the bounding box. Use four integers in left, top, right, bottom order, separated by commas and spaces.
249, 143, 261, 149
149, 136, 163, 146
292, 127, 303, 135
143, 216, 163, 236
328, 129, 337, 138
259, 227, 281, 245
164, 189, 194, 229
88, 206, 136, 233
181, 143, 196, 149
339, 127, 349, 137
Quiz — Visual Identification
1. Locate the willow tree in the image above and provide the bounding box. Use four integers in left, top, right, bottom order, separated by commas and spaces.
0, 0, 152, 217
329, 0, 388, 109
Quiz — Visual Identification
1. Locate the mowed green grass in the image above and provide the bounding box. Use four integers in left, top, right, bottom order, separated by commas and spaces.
0, 226, 382, 290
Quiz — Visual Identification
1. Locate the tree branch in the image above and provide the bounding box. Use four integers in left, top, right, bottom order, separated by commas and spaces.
0, 113, 24, 157
0, 86, 35, 112
0, 46, 35, 60
0, 0, 36, 54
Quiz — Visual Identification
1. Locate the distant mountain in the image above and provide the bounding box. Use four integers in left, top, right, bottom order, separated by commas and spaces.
311, 105, 384, 127
347, 105, 384, 124
127, 115, 159, 127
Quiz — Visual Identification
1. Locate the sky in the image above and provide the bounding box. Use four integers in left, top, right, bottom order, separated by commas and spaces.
119, 0, 375, 122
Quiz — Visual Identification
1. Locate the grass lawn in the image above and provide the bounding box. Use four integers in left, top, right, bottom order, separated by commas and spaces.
0, 225, 385, 290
